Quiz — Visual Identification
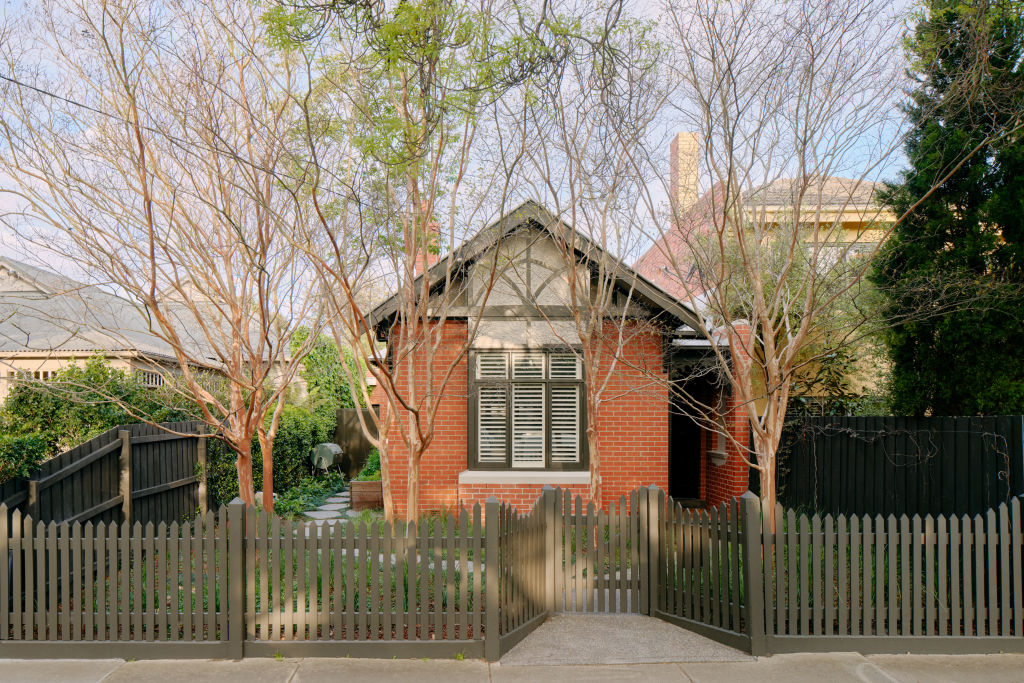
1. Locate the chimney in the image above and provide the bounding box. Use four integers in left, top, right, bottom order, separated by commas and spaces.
413, 219, 441, 276
670, 132, 700, 218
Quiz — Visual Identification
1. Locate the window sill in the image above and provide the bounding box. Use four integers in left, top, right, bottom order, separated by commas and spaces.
458, 470, 591, 486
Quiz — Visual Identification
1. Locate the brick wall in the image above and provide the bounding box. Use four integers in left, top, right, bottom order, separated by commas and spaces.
376, 321, 470, 520
457, 483, 590, 514
704, 321, 755, 507
377, 320, 672, 517
588, 322, 669, 509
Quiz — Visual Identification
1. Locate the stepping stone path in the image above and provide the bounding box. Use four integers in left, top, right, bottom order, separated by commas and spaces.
303, 488, 362, 525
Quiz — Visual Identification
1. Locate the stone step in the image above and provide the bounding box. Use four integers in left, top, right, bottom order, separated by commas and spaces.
305, 509, 345, 520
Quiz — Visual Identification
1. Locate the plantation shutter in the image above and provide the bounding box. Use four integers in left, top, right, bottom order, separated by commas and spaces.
477, 353, 508, 379
477, 385, 508, 463
512, 351, 544, 378
549, 353, 581, 379
550, 385, 581, 463
511, 383, 545, 467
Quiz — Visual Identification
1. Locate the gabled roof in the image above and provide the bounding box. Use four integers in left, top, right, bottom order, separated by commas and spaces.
0, 256, 210, 362
369, 200, 702, 333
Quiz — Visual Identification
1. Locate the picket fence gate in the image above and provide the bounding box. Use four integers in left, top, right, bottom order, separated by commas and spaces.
1, 485, 1022, 659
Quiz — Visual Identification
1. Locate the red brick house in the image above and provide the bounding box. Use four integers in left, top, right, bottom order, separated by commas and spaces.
369, 201, 751, 517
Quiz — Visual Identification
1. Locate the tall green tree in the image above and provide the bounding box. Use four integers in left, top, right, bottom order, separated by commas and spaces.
873, 0, 1024, 416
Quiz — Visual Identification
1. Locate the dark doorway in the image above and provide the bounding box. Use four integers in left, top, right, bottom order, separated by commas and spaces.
668, 382, 705, 501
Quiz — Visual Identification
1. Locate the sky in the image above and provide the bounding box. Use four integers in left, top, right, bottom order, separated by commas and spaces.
0, 0, 918, 281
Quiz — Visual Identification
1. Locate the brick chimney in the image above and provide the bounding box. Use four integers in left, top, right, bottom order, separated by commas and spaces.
413, 220, 441, 276
670, 132, 700, 219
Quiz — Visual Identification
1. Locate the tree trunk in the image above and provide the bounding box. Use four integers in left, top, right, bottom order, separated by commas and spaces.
406, 449, 421, 524
587, 423, 602, 508
379, 441, 395, 523
235, 438, 255, 507
258, 429, 275, 513
753, 432, 778, 530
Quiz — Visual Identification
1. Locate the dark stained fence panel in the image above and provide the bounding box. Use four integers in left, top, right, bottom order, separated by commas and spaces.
778, 416, 1024, 517
2, 421, 206, 528
333, 408, 378, 479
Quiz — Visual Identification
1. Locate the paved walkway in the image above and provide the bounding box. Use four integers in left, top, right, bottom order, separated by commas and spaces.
500, 614, 751, 665
301, 488, 362, 525
2, 652, 1023, 682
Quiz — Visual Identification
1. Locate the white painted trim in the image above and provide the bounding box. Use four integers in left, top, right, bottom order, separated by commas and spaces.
457, 470, 591, 486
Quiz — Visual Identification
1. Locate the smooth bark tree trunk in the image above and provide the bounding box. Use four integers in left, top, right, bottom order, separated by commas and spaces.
235, 438, 255, 507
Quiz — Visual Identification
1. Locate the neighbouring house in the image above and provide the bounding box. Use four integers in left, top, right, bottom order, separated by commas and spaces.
0, 256, 301, 402
368, 201, 752, 517
635, 132, 897, 406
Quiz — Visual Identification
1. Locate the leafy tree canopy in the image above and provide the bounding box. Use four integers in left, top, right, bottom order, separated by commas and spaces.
872, 0, 1024, 416
289, 327, 363, 414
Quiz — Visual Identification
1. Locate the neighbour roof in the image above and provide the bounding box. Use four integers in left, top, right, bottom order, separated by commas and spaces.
369, 200, 703, 333
0, 256, 211, 363
745, 176, 879, 210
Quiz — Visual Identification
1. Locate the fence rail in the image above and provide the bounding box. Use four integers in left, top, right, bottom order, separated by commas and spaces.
0, 422, 208, 528
775, 415, 1024, 516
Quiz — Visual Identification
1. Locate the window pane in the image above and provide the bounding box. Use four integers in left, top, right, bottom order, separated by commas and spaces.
477, 352, 508, 379
550, 385, 580, 463
512, 383, 545, 467
512, 352, 544, 379
549, 353, 581, 379
477, 385, 507, 463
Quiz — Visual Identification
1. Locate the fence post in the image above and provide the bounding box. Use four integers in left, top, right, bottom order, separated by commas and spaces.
484, 497, 500, 661
227, 497, 246, 659
542, 486, 556, 615
196, 435, 208, 516
647, 486, 662, 616
26, 479, 38, 521
118, 430, 132, 523
740, 491, 767, 655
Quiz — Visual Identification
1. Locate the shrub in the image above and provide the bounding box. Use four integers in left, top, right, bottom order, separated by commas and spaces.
266, 404, 336, 492
0, 355, 199, 484
272, 472, 346, 520
354, 448, 381, 481
0, 433, 50, 482
206, 403, 337, 506
290, 327, 362, 413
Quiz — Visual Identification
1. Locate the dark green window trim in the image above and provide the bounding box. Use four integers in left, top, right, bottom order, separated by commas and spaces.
467, 348, 589, 471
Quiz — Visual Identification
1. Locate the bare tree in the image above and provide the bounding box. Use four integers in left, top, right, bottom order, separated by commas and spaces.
647, 0, 1024, 513
518, 14, 688, 505
269, 0, 572, 521
0, 0, 321, 509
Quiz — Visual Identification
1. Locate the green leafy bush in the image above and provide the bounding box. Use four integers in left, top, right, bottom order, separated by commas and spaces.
0, 355, 199, 484
272, 472, 346, 520
0, 433, 50, 482
265, 404, 336, 492
206, 403, 337, 506
354, 448, 381, 481
290, 327, 363, 413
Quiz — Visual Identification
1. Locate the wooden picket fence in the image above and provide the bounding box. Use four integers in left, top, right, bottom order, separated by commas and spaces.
655, 496, 750, 651
0, 495, 551, 660
750, 497, 1024, 652
2, 485, 1022, 659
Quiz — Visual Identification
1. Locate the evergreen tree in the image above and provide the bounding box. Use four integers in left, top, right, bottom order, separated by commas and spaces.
872, 0, 1024, 415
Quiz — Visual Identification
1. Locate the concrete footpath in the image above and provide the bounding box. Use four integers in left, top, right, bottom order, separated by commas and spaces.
1, 616, 1022, 682
2, 652, 1024, 683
